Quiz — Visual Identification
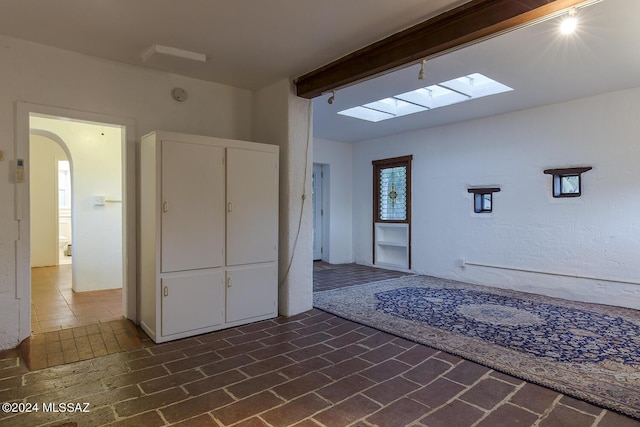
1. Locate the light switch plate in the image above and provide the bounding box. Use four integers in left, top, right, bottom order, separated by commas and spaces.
92, 195, 106, 206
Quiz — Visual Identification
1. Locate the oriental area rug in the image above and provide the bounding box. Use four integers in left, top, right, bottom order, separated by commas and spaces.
313, 275, 640, 419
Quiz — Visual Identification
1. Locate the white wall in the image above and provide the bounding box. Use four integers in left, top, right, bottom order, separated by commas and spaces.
0, 34, 254, 350
353, 87, 640, 310
3, 36, 253, 140
30, 135, 66, 267
253, 79, 313, 316
31, 118, 123, 292
313, 138, 354, 264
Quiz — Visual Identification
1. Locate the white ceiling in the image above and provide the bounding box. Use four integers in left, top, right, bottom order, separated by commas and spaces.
314, 0, 640, 142
0, 0, 467, 89
1, 0, 637, 143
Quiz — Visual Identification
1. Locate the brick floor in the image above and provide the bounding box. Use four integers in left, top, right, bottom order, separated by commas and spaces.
0, 263, 637, 426
20, 318, 142, 370
23, 265, 130, 371
313, 261, 411, 291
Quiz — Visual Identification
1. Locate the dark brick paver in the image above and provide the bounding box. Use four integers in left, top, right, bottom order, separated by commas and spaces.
0, 263, 636, 426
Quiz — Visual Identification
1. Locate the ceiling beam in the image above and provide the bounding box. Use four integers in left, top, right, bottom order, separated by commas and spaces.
294, 0, 589, 99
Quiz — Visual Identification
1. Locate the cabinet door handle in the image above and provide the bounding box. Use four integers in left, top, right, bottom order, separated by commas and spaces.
163, 201, 169, 212
163, 286, 168, 297
227, 202, 232, 212
227, 277, 232, 288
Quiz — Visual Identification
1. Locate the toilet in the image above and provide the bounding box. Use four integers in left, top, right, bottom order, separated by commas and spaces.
59, 236, 68, 252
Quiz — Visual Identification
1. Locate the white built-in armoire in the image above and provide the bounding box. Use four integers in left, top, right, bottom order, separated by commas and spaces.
139, 131, 279, 343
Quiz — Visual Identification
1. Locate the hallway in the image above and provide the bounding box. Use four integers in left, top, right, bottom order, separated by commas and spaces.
31, 265, 122, 334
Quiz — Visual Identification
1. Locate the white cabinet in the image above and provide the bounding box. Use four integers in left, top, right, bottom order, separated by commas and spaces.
140, 131, 279, 343
226, 264, 277, 324
161, 270, 224, 336
161, 141, 224, 272
226, 148, 278, 266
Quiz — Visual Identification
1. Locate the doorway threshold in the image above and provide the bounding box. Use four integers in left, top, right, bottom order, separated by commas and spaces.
20, 319, 145, 370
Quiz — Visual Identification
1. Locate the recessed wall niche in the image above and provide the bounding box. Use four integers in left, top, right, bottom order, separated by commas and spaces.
543, 167, 592, 198
467, 187, 500, 213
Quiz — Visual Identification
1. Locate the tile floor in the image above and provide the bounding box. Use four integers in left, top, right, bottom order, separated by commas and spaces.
31, 266, 123, 334
0, 263, 636, 426
26, 265, 127, 370
20, 319, 143, 371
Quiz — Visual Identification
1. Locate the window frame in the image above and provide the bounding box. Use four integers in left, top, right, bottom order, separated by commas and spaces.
58, 160, 72, 209
543, 167, 592, 198
467, 187, 500, 213
372, 155, 412, 224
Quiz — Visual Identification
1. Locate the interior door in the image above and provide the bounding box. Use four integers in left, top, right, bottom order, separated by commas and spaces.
226, 148, 278, 266
312, 163, 323, 261
161, 140, 224, 272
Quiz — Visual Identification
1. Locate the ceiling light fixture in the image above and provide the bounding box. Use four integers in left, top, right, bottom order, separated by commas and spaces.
418, 59, 426, 80
141, 44, 207, 63
327, 90, 336, 105
560, 7, 578, 34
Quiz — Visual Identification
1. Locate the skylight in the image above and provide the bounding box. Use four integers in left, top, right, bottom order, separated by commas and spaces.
338, 73, 513, 122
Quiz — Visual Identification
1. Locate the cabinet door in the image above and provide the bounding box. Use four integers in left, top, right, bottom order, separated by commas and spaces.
226, 265, 277, 323
161, 141, 224, 272
226, 148, 278, 266
161, 270, 224, 336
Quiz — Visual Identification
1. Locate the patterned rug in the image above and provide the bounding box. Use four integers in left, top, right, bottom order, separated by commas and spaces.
313, 275, 640, 419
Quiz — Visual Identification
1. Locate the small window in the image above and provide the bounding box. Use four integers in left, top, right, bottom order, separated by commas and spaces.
58, 160, 71, 209
467, 187, 500, 213
379, 166, 407, 220
544, 167, 592, 198
373, 156, 412, 222
476, 193, 492, 213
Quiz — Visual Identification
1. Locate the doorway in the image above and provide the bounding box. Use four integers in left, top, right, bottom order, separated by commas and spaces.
29, 119, 124, 334
15, 103, 137, 346
312, 163, 325, 261
57, 159, 72, 265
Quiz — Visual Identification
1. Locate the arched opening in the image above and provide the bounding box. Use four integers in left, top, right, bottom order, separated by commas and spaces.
29, 121, 125, 334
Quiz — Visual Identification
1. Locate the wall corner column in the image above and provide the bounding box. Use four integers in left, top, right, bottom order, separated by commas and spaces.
252, 79, 313, 316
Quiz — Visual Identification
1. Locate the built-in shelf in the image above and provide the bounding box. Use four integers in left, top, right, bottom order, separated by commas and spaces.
543, 167, 592, 176
374, 223, 409, 269
377, 240, 408, 247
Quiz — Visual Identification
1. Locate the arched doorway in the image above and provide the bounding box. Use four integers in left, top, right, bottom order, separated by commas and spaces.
29, 121, 125, 335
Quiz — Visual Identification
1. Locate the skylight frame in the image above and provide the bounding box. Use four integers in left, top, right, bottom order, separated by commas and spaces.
338, 73, 513, 122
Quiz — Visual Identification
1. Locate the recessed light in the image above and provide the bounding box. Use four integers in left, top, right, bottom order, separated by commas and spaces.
560, 8, 578, 34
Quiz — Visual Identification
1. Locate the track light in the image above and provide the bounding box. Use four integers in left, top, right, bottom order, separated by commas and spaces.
560, 7, 578, 34
327, 90, 336, 105
418, 59, 426, 80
